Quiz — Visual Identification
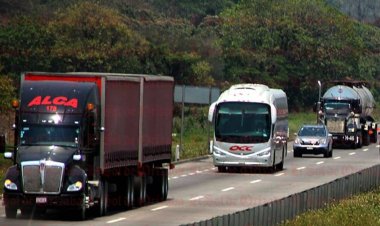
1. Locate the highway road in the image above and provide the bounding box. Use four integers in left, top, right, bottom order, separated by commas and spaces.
1, 143, 379, 226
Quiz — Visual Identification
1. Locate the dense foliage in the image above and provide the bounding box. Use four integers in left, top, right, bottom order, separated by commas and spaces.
0, 0, 380, 110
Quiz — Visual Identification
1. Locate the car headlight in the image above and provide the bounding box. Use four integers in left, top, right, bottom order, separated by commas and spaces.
294, 138, 300, 144
4, 179, 18, 190
67, 181, 83, 192
319, 138, 327, 144
347, 128, 355, 133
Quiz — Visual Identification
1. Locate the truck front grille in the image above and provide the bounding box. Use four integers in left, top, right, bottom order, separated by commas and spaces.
326, 118, 345, 133
21, 160, 64, 194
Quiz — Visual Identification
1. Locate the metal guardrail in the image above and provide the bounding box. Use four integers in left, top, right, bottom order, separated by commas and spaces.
181, 164, 380, 226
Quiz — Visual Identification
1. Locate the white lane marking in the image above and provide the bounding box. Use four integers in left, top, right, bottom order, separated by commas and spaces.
107, 218, 126, 224
212, 167, 217, 170
250, 179, 262, 184
377, 145, 380, 148
189, 173, 195, 176
316, 161, 324, 165
196, 170, 202, 174
363, 148, 368, 152
203, 169, 210, 172
172, 176, 179, 179
333, 156, 341, 160
274, 173, 284, 177
180, 174, 187, 177
222, 187, 235, 192
189, 196, 205, 201
349, 152, 356, 156
151, 205, 169, 211
297, 167, 306, 170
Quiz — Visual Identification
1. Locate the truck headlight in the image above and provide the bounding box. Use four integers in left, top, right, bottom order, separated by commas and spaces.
4, 179, 18, 190
67, 181, 83, 192
347, 128, 355, 133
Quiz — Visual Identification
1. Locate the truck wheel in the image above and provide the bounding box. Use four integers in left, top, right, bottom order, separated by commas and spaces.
20, 207, 32, 217
5, 206, 17, 218
76, 194, 86, 221
158, 169, 169, 201
122, 176, 134, 209
134, 176, 147, 207
98, 179, 108, 216
363, 131, 370, 146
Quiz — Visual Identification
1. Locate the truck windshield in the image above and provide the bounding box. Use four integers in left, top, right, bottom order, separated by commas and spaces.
215, 102, 271, 143
324, 103, 350, 115
20, 125, 79, 147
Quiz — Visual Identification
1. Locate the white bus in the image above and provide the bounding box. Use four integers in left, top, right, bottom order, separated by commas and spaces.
208, 84, 288, 172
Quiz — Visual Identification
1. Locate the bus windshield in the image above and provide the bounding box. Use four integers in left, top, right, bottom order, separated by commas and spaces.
20, 125, 79, 147
215, 102, 271, 143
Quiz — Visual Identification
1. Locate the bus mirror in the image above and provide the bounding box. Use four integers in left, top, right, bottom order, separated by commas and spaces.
271, 106, 277, 123
208, 102, 216, 122
0, 135, 5, 153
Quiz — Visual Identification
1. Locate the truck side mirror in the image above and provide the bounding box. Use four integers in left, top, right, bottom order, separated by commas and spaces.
0, 135, 5, 153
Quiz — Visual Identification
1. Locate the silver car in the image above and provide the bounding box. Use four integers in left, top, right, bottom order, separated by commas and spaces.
293, 124, 333, 158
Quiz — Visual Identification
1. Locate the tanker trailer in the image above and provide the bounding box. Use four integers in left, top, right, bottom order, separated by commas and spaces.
317, 81, 377, 148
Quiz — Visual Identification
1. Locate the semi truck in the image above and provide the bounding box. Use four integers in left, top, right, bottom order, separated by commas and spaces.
208, 84, 288, 172
1, 72, 174, 220
316, 81, 378, 148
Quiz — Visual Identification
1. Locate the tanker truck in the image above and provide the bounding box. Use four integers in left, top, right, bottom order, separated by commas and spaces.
1, 72, 174, 220
208, 84, 288, 172
316, 81, 377, 148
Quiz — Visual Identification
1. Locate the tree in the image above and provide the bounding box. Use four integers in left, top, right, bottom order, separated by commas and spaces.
219, 0, 380, 110
48, 1, 150, 73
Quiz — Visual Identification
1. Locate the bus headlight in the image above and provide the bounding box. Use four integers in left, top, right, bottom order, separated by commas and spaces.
257, 149, 270, 157
4, 179, 18, 190
67, 181, 83, 192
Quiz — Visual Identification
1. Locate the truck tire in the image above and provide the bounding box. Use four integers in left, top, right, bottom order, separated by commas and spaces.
76, 194, 87, 221
120, 176, 134, 209
5, 206, 17, 219
155, 168, 168, 202
20, 207, 32, 217
134, 176, 147, 207
97, 179, 108, 216
363, 131, 370, 146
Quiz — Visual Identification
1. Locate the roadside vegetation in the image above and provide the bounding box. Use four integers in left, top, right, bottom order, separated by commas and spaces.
283, 187, 380, 226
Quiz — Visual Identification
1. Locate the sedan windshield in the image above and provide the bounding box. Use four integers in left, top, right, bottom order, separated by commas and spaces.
298, 127, 326, 137
20, 125, 79, 147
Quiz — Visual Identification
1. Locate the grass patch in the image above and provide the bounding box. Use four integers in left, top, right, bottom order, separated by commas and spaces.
283, 187, 380, 226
